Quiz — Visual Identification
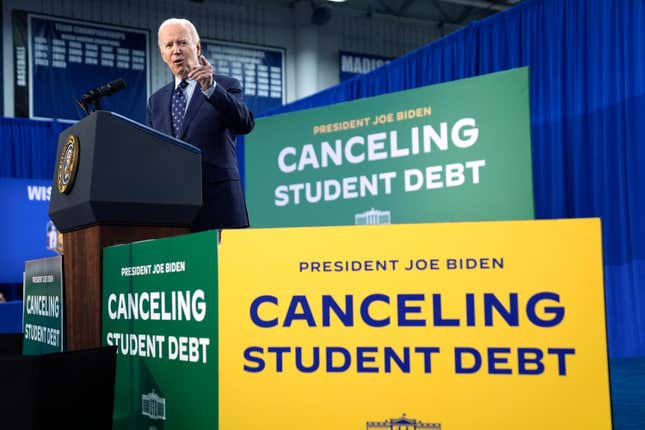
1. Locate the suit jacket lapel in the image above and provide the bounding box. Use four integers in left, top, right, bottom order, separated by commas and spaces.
160, 83, 174, 136
179, 88, 205, 140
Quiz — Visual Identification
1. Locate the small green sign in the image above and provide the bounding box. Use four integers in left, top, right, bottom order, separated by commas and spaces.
102, 230, 219, 430
22, 256, 64, 354
246, 67, 534, 227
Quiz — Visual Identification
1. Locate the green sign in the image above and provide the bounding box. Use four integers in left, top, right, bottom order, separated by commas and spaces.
102, 231, 219, 430
22, 256, 64, 354
246, 67, 534, 227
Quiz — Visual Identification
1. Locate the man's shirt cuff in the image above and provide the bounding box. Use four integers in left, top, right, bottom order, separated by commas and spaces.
201, 81, 217, 98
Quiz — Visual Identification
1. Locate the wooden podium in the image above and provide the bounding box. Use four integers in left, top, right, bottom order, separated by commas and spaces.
48, 111, 203, 350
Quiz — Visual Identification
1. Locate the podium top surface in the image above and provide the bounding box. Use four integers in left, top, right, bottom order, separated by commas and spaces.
106, 111, 201, 154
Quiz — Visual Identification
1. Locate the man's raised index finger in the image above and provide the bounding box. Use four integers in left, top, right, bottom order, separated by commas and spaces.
200, 55, 212, 67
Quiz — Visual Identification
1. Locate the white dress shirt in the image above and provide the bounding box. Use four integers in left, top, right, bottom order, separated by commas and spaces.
173, 76, 216, 114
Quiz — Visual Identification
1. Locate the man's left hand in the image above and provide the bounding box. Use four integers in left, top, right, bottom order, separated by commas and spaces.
189, 55, 214, 90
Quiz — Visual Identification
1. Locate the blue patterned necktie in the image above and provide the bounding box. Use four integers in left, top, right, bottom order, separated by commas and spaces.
171, 79, 189, 138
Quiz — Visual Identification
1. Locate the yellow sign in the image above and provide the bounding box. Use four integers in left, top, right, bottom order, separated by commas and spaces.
219, 219, 611, 430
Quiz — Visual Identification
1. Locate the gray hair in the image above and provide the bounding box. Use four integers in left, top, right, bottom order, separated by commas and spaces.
158, 18, 200, 47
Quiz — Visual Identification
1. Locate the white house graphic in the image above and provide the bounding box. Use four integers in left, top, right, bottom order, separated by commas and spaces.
355, 208, 391, 225
142, 390, 166, 420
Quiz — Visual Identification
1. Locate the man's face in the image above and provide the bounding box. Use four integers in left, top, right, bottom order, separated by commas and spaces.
158, 23, 201, 79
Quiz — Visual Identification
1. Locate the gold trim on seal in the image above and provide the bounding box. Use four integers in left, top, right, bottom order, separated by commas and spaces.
57, 135, 80, 194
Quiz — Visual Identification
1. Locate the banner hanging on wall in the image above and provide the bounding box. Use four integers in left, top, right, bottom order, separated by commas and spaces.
245, 67, 534, 228
218, 218, 612, 430
339, 51, 393, 82
13, 12, 149, 122
0, 178, 60, 284
201, 39, 285, 116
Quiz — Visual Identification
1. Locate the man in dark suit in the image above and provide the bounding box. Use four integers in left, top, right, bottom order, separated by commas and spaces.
147, 18, 254, 232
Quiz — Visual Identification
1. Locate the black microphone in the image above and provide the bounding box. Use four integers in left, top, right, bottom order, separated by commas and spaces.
76, 78, 126, 115
80, 78, 126, 103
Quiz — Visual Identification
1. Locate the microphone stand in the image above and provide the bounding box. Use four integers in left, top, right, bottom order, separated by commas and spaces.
76, 92, 104, 116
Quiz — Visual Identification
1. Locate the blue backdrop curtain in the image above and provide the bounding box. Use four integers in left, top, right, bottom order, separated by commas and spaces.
2, 0, 644, 358
0, 117, 67, 179
260, 0, 645, 359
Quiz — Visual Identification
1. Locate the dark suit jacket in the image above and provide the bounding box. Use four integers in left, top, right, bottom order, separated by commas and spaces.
146, 74, 254, 231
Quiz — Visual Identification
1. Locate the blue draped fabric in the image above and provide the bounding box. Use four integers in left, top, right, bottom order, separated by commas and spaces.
0, 117, 68, 179
261, 0, 645, 358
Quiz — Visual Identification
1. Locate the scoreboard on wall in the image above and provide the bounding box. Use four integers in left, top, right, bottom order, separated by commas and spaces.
13, 12, 150, 123
201, 39, 285, 115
